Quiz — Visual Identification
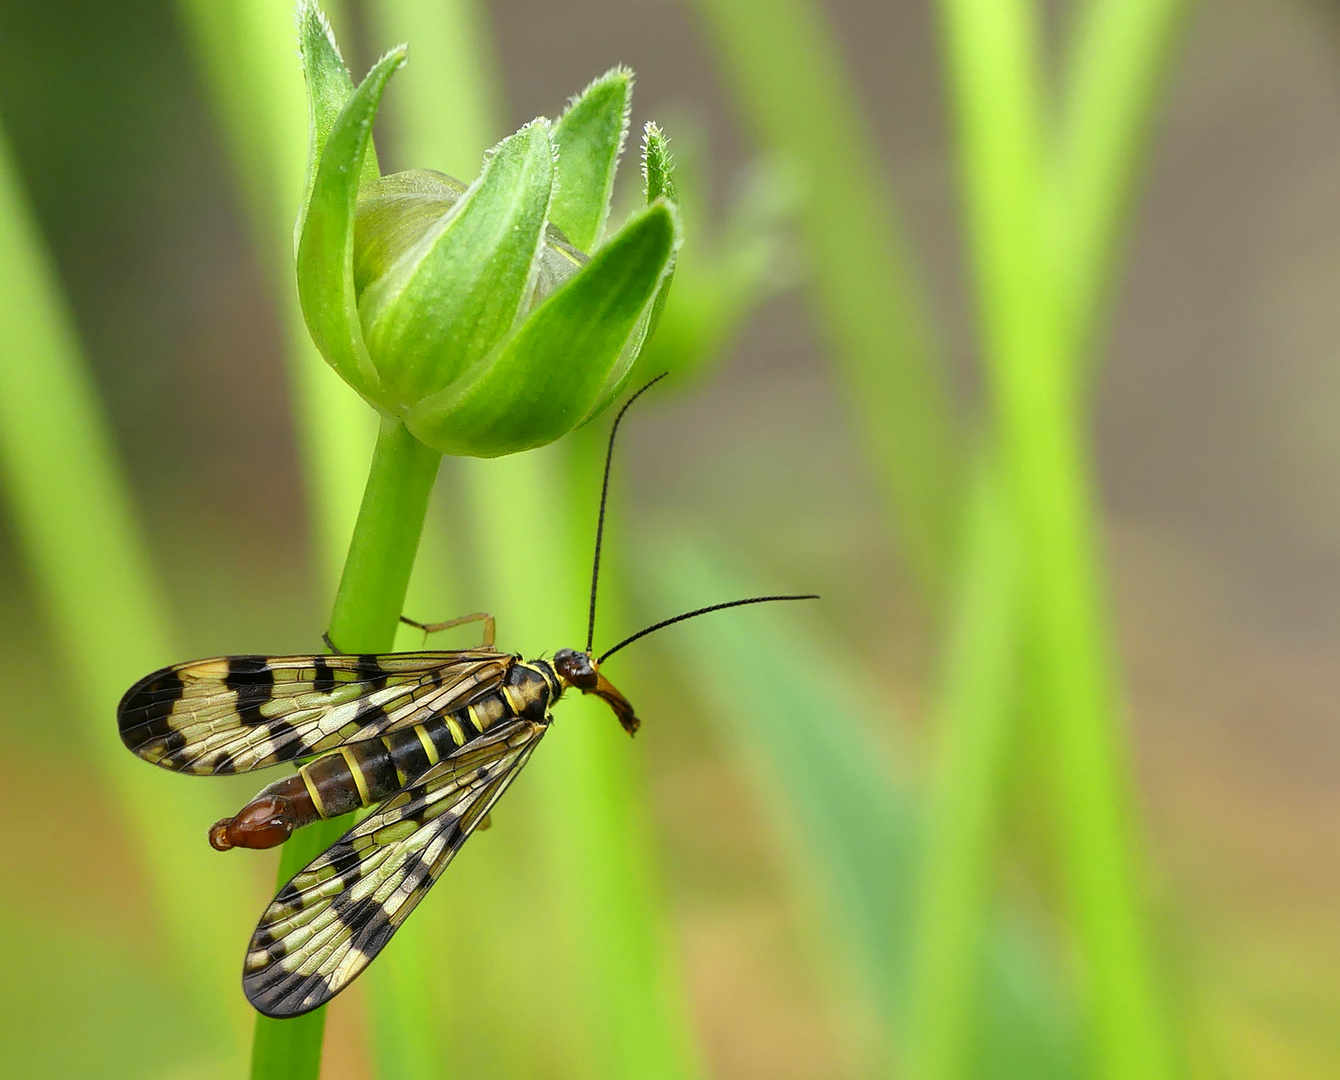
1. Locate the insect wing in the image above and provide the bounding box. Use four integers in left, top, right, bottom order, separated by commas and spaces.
118, 650, 509, 774
241, 718, 544, 1017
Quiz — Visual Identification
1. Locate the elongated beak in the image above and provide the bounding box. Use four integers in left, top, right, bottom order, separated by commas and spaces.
589, 672, 640, 735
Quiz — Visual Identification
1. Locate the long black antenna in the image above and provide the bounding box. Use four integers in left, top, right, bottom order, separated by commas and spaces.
586, 373, 669, 655
597, 594, 819, 665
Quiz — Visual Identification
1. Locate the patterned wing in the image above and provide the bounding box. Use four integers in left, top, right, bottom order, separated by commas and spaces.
117, 650, 510, 774
242, 718, 544, 1017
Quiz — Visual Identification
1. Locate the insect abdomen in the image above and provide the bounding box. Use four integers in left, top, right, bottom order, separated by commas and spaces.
211, 660, 561, 849
299, 722, 451, 818
294, 663, 556, 820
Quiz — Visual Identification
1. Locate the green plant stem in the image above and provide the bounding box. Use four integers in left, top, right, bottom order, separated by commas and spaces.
688, 0, 959, 591
180, 6, 446, 1071
930, 0, 1184, 1077
354, 2, 502, 1074
326, 421, 443, 644
0, 121, 253, 1062
181, 11, 466, 1065
251, 417, 441, 1080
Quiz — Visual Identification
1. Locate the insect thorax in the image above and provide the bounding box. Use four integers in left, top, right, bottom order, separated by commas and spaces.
504, 658, 562, 723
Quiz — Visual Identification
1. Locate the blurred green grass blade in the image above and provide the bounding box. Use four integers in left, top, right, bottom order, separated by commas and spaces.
909, 455, 1023, 1080
997, 273, 1174, 1080
556, 427, 703, 1080
655, 548, 915, 1017
911, 0, 1046, 1045
463, 438, 704, 1080
688, 0, 960, 589
0, 121, 251, 1063
972, 916, 1079, 1080
912, 2, 1189, 1075
175, 0, 375, 585
933, 0, 1047, 368
1049, 0, 1191, 364
647, 537, 1076, 1076
544, 698, 702, 1080
935, 0, 1182, 1076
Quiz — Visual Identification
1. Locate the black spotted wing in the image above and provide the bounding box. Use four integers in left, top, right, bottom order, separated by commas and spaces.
241, 718, 544, 1017
117, 650, 509, 774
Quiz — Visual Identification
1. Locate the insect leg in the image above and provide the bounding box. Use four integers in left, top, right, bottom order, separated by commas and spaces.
400, 611, 496, 648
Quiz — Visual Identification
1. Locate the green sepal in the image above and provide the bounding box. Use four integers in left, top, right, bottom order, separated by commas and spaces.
642, 120, 678, 205
407, 201, 678, 456
296, 45, 406, 405
358, 121, 555, 412
574, 123, 683, 420
548, 67, 632, 252
295, 1, 382, 252
638, 121, 679, 349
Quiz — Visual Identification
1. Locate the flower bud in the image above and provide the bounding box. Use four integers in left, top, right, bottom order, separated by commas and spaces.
294, 2, 681, 457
